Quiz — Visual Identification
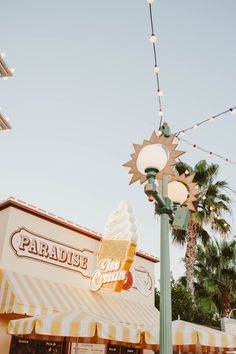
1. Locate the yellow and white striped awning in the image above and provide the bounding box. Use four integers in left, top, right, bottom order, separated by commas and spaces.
145, 320, 236, 351
0, 269, 159, 327
8, 309, 141, 344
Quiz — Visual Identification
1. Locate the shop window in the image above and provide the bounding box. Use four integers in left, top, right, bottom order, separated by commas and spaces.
10, 336, 62, 354
107, 345, 140, 354
10, 336, 36, 354
36, 340, 62, 353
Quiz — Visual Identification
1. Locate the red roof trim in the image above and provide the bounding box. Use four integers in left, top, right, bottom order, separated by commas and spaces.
0, 198, 159, 263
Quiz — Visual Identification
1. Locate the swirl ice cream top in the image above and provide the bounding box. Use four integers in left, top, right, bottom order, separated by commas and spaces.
103, 202, 138, 243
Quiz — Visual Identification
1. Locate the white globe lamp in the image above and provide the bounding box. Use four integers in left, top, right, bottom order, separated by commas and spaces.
136, 144, 169, 173
168, 181, 188, 204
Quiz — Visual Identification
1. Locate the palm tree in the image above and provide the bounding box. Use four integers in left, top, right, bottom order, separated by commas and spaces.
194, 239, 236, 317
172, 160, 232, 296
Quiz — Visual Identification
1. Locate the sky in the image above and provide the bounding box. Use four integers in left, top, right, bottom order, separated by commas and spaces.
0, 0, 236, 281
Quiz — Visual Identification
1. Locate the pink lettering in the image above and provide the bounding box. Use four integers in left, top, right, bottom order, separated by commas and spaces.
49, 245, 58, 261
81, 256, 88, 270
67, 250, 73, 265
58, 248, 67, 263
72, 253, 80, 267
19, 235, 30, 251
38, 242, 49, 257
28, 239, 38, 255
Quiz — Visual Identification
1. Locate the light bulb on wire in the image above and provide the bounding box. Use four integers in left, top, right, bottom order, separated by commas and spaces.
157, 90, 163, 96
154, 65, 160, 73
150, 34, 157, 43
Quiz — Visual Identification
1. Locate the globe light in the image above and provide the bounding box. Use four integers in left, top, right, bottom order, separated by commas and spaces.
230, 108, 236, 114
168, 181, 188, 204
136, 144, 169, 173
154, 65, 160, 73
150, 34, 157, 43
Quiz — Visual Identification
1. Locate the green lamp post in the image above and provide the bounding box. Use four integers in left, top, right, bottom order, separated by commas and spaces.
124, 124, 198, 354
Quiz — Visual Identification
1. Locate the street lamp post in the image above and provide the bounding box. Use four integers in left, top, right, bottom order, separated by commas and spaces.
124, 125, 198, 354
141, 165, 173, 354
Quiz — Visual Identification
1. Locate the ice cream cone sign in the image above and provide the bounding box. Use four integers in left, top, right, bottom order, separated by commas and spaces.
90, 202, 138, 292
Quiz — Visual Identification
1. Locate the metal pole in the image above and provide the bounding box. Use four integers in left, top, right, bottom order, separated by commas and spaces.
159, 175, 172, 354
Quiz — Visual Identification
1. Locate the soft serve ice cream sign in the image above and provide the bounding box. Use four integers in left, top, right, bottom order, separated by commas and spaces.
90, 202, 138, 292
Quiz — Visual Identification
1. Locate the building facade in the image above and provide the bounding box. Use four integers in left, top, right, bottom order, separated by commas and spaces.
0, 198, 159, 354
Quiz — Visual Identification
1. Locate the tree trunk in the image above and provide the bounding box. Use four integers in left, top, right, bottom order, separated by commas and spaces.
222, 289, 231, 317
185, 221, 198, 296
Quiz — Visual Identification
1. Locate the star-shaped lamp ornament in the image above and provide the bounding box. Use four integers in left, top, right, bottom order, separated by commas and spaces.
168, 171, 201, 212
123, 130, 185, 185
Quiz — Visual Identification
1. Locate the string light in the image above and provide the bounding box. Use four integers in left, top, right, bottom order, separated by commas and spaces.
224, 158, 229, 165
176, 106, 236, 136
185, 170, 189, 175
154, 65, 160, 73
178, 137, 236, 166
150, 34, 157, 43
146, 0, 164, 128
0, 52, 6, 58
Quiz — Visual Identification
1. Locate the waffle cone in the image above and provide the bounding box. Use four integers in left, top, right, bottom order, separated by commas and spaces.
98, 239, 136, 292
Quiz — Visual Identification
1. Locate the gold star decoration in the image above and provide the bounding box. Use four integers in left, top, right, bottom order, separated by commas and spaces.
169, 170, 201, 211
123, 131, 185, 185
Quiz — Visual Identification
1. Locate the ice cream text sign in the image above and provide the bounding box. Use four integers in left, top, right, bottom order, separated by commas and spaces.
90, 202, 138, 293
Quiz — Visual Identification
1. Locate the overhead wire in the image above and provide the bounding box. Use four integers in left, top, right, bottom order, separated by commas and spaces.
176, 107, 236, 137
146, 1, 235, 167
147, 0, 163, 128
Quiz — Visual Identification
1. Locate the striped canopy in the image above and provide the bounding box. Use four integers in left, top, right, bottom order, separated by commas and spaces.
8, 308, 141, 344
145, 320, 236, 352
0, 269, 159, 328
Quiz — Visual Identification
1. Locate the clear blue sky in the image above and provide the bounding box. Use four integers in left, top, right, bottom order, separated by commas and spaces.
1, 0, 236, 280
